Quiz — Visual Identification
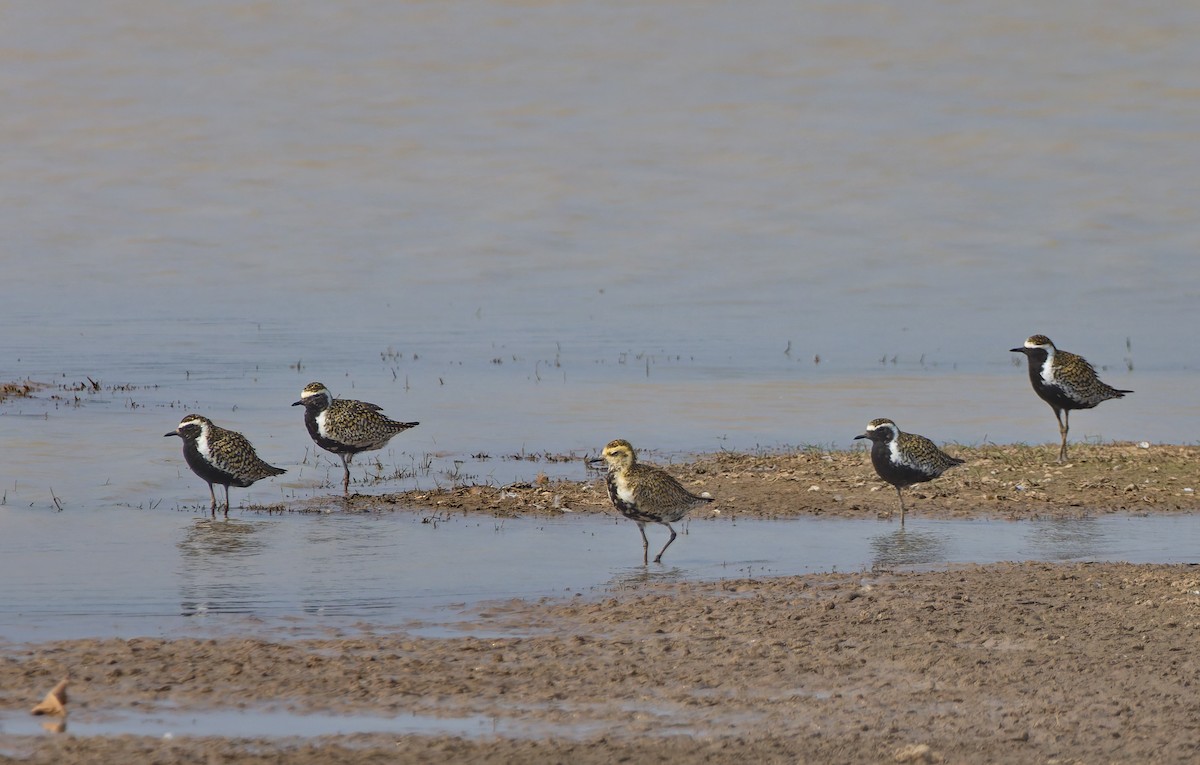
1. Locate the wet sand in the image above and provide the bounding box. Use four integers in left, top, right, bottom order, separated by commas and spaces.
4, 444, 1199, 764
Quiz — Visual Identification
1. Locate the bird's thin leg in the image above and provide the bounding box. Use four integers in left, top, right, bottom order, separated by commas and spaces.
637, 522, 649, 564
208, 483, 218, 518
341, 454, 352, 496
896, 486, 906, 526
223, 485, 231, 518
654, 523, 678, 564
1055, 408, 1069, 463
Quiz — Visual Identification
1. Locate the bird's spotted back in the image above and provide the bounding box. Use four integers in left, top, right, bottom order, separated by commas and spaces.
322, 398, 417, 450
205, 424, 285, 482
896, 431, 964, 475
1051, 349, 1128, 406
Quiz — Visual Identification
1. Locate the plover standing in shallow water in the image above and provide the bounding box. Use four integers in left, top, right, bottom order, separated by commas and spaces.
166, 414, 286, 517
586, 439, 713, 564
855, 418, 963, 524
292, 382, 419, 496
1010, 335, 1132, 463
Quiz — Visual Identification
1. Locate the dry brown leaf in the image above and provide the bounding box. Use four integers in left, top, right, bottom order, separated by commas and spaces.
30, 677, 69, 716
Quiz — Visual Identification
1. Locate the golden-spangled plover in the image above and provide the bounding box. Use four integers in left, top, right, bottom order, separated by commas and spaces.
586, 439, 713, 564
1010, 335, 1132, 463
165, 414, 286, 517
292, 382, 418, 496
855, 418, 963, 524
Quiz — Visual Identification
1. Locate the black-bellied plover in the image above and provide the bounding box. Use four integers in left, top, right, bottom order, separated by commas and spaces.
1010, 335, 1132, 463
855, 418, 963, 524
586, 439, 713, 564
292, 382, 418, 495
165, 414, 285, 517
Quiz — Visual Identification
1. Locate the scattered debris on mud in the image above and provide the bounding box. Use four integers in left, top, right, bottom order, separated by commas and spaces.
353, 442, 1200, 521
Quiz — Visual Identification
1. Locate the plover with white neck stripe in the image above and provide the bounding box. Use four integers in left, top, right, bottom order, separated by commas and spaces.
855, 418, 963, 524
293, 382, 418, 496
166, 414, 285, 517
1010, 335, 1132, 463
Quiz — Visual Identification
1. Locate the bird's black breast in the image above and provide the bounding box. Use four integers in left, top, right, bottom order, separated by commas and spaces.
870, 443, 936, 488
1025, 364, 1094, 412
1030, 378, 1088, 412
302, 409, 323, 443
303, 409, 355, 454
182, 441, 242, 487
1023, 350, 1086, 411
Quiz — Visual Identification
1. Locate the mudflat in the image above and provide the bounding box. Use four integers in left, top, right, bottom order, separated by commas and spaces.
4, 443, 1198, 764
371, 442, 1200, 521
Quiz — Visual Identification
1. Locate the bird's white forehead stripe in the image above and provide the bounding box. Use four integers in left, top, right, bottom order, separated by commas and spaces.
1025, 339, 1048, 349
301, 389, 323, 398
181, 418, 204, 428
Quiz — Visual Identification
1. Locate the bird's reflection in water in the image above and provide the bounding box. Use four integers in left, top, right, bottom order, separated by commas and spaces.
178, 517, 265, 560
177, 518, 268, 617
1026, 517, 1107, 561
608, 565, 687, 590
870, 527, 949, 569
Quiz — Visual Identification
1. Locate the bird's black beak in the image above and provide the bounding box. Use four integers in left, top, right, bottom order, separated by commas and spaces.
1009, 347, 1028, 354
164, 431, 180, 438
853, 433, 867, 441
292, 400, 304, 407
585, 455, 604, 469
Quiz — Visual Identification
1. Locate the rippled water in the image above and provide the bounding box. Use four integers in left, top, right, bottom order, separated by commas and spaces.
2, 1, 1199, 639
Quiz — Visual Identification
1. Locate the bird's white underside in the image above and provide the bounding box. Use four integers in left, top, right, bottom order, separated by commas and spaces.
613, 473, 636, 505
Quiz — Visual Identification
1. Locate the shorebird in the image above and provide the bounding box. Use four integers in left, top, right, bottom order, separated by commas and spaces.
166, 414, 286, 517
855, 418, 963, 524
1010, 335, 1132, 463
586, 439, 713, 564
292, 382, 418, 495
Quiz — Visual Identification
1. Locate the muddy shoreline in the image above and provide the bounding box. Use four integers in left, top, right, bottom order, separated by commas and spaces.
3, 443, 1199, 764
345, 442, 1200, 520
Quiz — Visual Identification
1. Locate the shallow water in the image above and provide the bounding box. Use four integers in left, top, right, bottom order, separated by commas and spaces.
2, 1, 1199, 641
0, 706, 565, 741
2, 509, 1197, 644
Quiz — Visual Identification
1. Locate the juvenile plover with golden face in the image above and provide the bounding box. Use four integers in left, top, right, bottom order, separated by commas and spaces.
855, 418, 963, 524
166, 414, 286, 517
1010, 335, 1132, 463
292, 382, 419, 496
586, 439, 713, 564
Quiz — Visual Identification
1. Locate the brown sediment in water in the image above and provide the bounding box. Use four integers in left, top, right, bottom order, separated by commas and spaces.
0, 380, 47, 404
3, 443, 1199, 764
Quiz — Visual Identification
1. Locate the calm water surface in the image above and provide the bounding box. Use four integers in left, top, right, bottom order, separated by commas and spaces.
2, 510, 1197, 644
2, 1, 1198, 639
